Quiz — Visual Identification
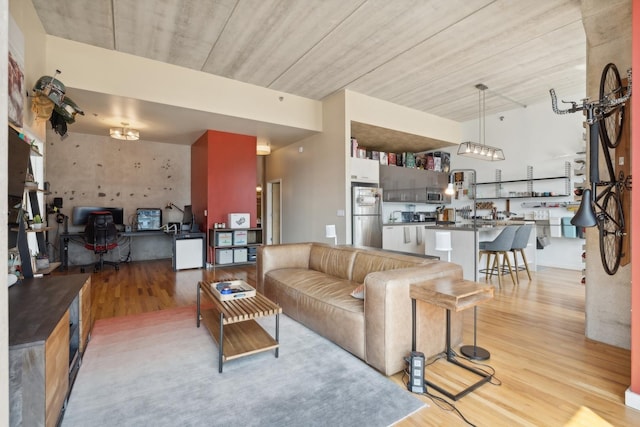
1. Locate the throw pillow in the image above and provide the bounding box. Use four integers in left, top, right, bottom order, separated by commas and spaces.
351, 284, 365, 299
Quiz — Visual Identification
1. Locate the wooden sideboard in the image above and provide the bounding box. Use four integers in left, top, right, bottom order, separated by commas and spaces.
8, 273, 92, 427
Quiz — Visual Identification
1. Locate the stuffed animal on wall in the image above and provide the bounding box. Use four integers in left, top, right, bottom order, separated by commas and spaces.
31, 69, 84, 138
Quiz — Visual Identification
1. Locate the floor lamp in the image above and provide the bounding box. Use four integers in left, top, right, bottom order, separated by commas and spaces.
445, 169, 490, 361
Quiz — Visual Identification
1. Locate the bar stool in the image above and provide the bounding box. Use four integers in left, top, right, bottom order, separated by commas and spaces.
478, 226, 518, 286
510, 224, 533, 283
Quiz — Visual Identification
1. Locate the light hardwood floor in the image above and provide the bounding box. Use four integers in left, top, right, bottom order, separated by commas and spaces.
58, 260, 640, 426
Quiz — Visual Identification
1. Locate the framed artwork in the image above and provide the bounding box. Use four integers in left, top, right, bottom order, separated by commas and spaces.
8, 15, 25, 128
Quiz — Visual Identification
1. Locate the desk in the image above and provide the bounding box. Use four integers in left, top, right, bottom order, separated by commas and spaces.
59, 230, 206, 271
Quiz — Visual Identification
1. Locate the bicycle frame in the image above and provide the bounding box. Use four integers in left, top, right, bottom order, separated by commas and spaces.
549, 64, 631, 275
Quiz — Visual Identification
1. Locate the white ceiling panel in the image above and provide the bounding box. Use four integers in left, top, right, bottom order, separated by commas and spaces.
29, 0, 588, 150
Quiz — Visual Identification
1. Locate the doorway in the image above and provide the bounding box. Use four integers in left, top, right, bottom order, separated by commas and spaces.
266, 180, 282, 245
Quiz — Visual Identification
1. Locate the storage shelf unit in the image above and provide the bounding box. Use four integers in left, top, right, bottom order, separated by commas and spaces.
209, 227, 263, 267
474, 165, 571, 200
8, 126, 52, 278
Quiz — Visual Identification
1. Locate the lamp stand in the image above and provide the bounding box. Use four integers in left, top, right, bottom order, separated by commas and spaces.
459, 307, 490, 360
450, 169, 490, 361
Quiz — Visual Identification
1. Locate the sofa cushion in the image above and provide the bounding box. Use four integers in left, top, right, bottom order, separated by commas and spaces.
308, 245, 357, 280
265, 268, 363, 312
351, 250, 437, 284
264, 267, 366, 358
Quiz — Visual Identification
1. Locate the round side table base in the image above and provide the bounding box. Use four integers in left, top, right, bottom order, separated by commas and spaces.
460, 345, 490, 361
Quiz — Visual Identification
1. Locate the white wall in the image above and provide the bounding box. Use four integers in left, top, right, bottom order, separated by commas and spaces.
265, 91, 348, 245
4, 1, 48, 422
450, 93, 586, 270
45, 36, 323, 134
1, 1, 9, 423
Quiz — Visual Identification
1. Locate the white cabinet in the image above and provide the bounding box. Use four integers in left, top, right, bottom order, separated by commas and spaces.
383, 225, 425, 254
350, 157, 379, 183
173, 233, 206, 270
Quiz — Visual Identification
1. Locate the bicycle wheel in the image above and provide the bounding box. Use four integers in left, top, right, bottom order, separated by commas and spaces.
599, 63, 625, 148
598, 189, 624, 275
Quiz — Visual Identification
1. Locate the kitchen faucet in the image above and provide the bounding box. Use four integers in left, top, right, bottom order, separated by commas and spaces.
390, 210, 403, 222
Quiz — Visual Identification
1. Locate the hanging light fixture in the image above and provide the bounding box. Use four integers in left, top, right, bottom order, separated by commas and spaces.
110, 122, 140, 141
457, 84, 505, 161
256, 137, 271, 155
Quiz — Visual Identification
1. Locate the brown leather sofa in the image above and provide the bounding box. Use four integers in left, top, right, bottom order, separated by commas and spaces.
257, 242, 464, 375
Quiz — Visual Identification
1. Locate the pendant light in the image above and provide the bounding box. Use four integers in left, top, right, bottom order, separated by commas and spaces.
457, 84, 505, 161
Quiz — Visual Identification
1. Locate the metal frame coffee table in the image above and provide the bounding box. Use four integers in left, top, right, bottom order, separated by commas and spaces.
197, 280, 281, 373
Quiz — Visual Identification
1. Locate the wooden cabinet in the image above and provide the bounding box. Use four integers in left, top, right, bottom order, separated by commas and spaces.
45, 311, 70, 427
9, 274, 92, 427
79, 278, 93, 355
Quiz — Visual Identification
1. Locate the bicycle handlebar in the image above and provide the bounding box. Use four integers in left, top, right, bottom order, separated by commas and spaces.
549, 89, 580, 115
550, 67, 632, 116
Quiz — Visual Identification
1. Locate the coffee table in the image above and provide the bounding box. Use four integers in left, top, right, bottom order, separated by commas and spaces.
197, 280, 282, 372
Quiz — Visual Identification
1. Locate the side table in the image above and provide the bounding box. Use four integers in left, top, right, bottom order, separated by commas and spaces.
410, 277, 494, 400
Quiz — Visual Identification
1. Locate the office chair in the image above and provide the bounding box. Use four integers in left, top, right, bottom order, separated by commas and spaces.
478, 225, 518, 287
81, 211, 120, 272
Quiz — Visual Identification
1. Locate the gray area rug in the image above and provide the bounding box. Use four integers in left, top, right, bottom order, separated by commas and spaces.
62, 306, 424, 427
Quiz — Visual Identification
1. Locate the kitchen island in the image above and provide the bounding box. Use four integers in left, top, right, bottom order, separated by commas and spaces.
424, 222, 537, 281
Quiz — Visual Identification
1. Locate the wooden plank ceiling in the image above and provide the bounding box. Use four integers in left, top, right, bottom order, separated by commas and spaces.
31, 0, 586, 150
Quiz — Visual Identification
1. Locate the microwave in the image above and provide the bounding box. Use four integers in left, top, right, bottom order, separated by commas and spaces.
426, 191, 444, 202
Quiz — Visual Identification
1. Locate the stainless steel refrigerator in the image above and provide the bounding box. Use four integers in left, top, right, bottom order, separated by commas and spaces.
352, 186, 383, 248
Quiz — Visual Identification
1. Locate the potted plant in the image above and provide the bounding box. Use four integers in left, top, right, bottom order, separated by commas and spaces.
31, 214, 43, 230
35, 251, 49, 270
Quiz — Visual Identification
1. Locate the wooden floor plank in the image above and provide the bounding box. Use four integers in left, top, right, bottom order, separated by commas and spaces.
54, 260, 640, 426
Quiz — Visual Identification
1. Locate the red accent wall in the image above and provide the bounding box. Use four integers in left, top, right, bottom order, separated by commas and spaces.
191, 130, 257, 261
191, 132, 209, 231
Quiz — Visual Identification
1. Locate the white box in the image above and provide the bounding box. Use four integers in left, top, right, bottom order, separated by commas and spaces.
228, 213, 250, 229
216, 232, 233, 246
215, 249, 233, 265
233, 230, 248, 245
233, 248, 248, 263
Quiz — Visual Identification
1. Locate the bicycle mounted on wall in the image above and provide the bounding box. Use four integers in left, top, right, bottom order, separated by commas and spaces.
550, 63, 632, 275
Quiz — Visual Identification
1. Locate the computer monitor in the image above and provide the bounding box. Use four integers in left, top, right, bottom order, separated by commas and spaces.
136, 208, 162, 231
182, 205, 193, 225
72, 206, 124, 226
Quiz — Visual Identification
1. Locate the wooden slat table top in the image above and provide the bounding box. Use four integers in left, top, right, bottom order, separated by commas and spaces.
410, 278, 494, 312
199, 280, 282, 324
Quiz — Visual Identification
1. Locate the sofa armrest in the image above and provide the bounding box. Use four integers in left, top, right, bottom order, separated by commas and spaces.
257, 243, 313, 294
363, 262, 463, 375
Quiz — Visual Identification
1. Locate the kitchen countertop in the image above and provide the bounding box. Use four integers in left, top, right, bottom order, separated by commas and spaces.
424, 220, 533, 231
385, 220, 533, 228
383, 221, 435, 226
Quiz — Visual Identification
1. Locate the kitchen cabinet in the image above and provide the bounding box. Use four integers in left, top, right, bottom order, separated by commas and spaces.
379, 165, 449, 203
350, 157, 379, 183
383, 224, 425, 254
